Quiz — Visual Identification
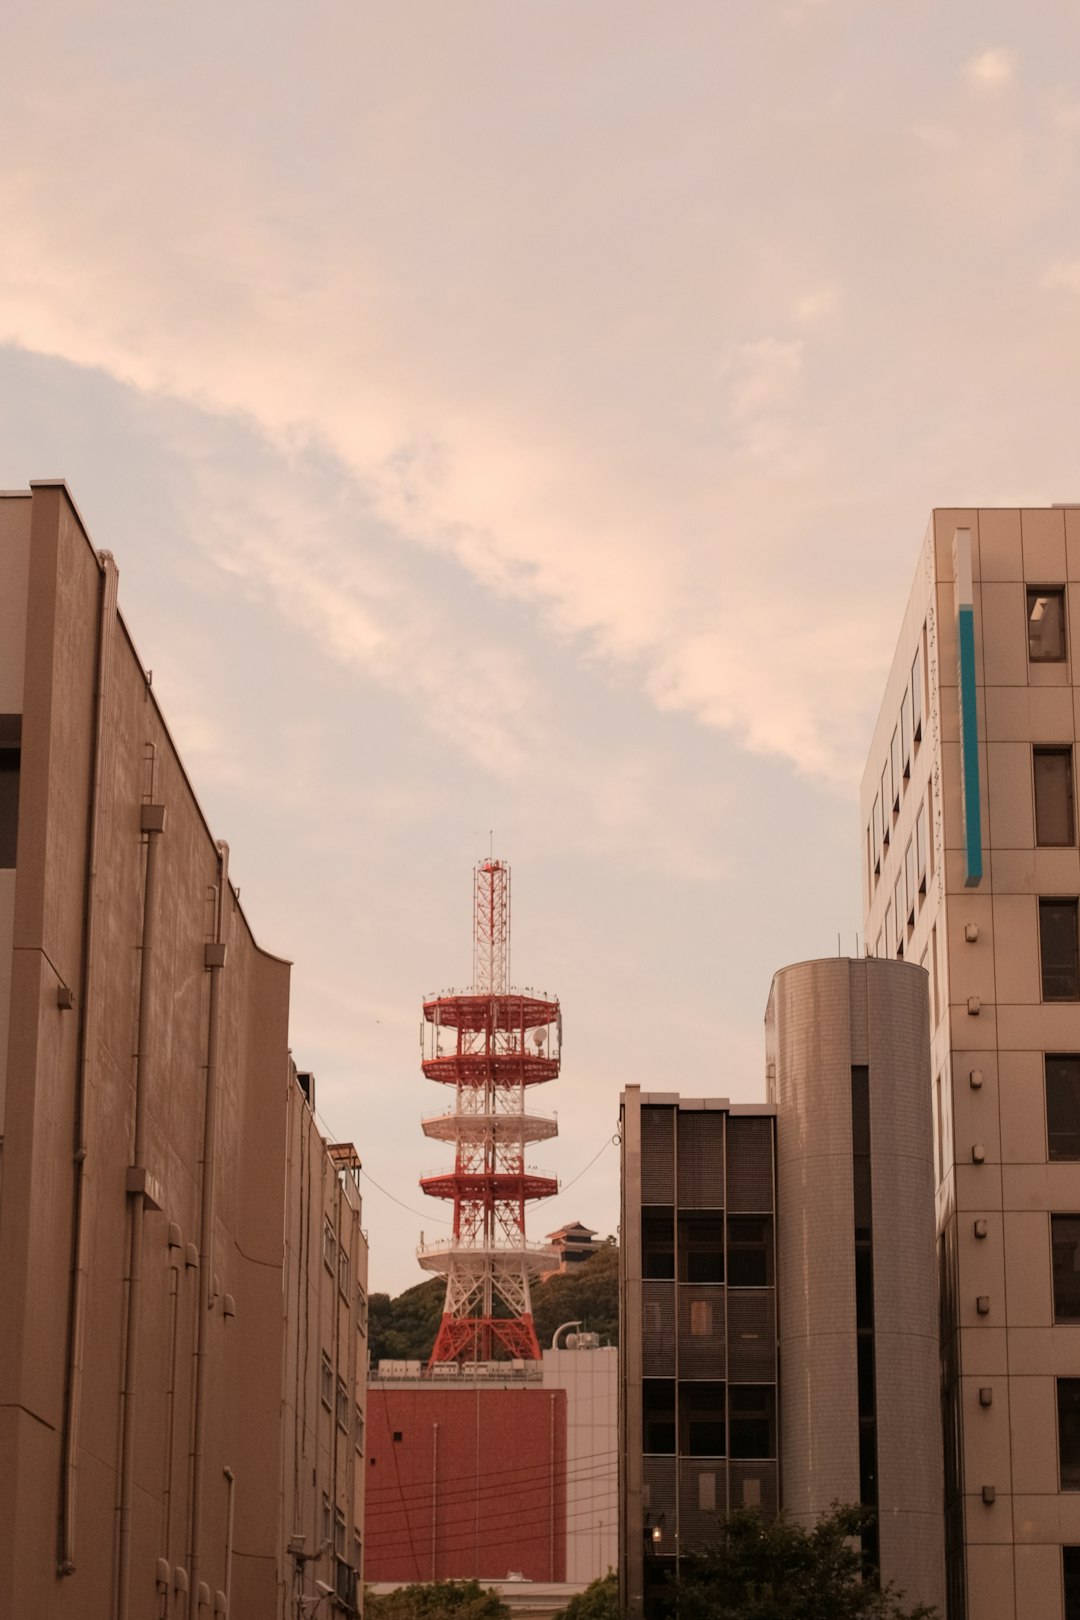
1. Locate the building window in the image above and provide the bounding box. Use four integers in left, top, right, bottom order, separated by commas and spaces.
322, 1495, 332, 1545
337, 1376, 349, 1430
1048, 1057, 1080, 1160
323, 1219, 337, 1274
1060, 1379, 1080, 1488
880, 765, 890, 845
729, 1386, 775, 1460
355, 1405, 365, 1454
357, 1284, 368, 1335
642, 1214, 675, 1279
1041, 900, 1080, 1000
901, 692, 911, 778
679, 1216, 724, 1283
904, 840, 916, 927
1053, 1217, 1080, 1321
643, 1380, 676, 1454
872, 795, 881, 875
893, 875, 904, 956
916, 804, 928, 894
1036, 748, 1076, 847
0, 717, 20, 868
1029, 587, 1067, 662
680, 1383, 726, 1458
338, 1245, 350, 1299
727, 1216, 773, 1287
320, 1351, 333, 1410
334, 1505, 346, 1558
912, 641, 924, 742
1065, 1546, 1080, 1620
890, 728, 901, 812
697, 1472, 716, 1512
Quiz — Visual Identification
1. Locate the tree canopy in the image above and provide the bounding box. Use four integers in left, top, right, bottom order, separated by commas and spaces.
366, 1579, 510, 1620
552, 1573, 619, 1620
671, 1505, 937, 1620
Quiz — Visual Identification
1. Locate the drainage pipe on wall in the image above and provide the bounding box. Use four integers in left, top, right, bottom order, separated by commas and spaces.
59, 549, 118, 1575
188, 840, 229, 1613
117, 796, 165, 1620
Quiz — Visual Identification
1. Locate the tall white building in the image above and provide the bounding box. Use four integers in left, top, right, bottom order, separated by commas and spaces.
862, 506, 1080, 1620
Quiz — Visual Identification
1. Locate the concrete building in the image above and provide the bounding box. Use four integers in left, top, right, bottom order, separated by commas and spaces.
618, 1090, 779, 1620
0, 481, 367, 1620
365, 1344, 616, 1588
765, 956, 944, 1615
861, 506, 1080, 1620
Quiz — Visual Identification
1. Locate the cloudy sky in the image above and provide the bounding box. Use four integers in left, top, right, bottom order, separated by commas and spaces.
4, 1, 1080, 1292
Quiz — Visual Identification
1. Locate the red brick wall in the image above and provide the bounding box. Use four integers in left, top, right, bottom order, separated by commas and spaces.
365, 1386, 567, 1583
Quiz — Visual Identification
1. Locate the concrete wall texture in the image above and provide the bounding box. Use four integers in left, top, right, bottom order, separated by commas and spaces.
862, 506, 1080, 1620
766, 956, 945, 1615
0, 482, 367, 1620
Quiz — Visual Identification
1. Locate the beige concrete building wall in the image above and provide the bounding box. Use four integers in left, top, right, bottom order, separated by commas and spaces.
0, 482, 367, 1620
862, 506, 1080, 1620
541, 1346, 618, 1582
765, 956, 944, 1616
281, 1072, 369, 1612
0, 492, 31, 1173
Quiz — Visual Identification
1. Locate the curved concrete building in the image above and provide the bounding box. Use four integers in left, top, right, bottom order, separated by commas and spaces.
765, 956, 944, 1616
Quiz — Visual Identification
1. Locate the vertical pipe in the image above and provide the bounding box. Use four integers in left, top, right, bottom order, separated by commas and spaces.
118, 802, 164, 1620
431, 1423, 439, 1579
222, 1467, 235, 1615
161, 1258, 181, 1618
189, 841, 229, 1613
59, 549, 118, 1575
549, 1394, 556, 1581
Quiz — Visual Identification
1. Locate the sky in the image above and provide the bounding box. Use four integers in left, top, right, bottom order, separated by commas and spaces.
4, 1, 1080, 1292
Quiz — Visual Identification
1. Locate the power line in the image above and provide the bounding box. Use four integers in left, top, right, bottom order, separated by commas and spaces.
365, 1454, 620, 1517
366, 1447, 619, 1502
360, 1167, 451, 1226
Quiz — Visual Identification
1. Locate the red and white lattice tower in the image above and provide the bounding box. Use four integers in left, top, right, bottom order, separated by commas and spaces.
418, 860, 561, 1363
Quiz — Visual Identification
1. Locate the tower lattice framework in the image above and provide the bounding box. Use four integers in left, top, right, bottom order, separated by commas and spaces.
418, 860, 560, 1363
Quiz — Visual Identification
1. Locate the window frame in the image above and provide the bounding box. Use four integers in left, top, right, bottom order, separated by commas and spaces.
1048, 1055, 1080, 1161
1034, 746, 1076, 848
1040, 898, 1080, 1002
1060, 1377, 1080, 1489
1053, 1215, 1080, 1322
1028, 586, 1068, 664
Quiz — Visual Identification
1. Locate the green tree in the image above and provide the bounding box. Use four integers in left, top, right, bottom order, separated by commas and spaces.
553, 1573, 619, 1620
366, 1579, 510, 1620
368, 1277, 445, 1365
531, 1246, 619, 1350
672, 1506, 936, 1620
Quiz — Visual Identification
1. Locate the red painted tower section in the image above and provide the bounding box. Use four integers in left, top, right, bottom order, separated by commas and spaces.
418, 860, 561, 1363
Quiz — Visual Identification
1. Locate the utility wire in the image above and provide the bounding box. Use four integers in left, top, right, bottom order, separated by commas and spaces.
365, 1451, 620, 1512
360, 1167, 451, 1226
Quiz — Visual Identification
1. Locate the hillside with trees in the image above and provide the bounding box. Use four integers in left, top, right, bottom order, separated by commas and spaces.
369, 1243, 618, 1366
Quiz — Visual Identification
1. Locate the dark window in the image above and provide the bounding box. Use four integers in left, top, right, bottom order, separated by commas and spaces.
0, 716, 20, 868
680, 1383, 726, 1458
679, 1215, 724, 1284
880, 765, 890, 846
643, 1380, 676, 1454
728, 1386, 775, 1459
1065, 1546, 1080, 1620
912, 641, 924, 742
1054, 1217, 1080, 1322
392, 1430, 403, 1442
1029, 587, 1067, 662
1041, 900, 1080, 1001
916, 804, 928, 893
890, 728, 901, 811
642, 1213, 675, 1280
901, 694, 911, 777
1036, 749, 1076, 847
1048, 1057, 1080, 1160
727, 1217, 773, 1287
1061, 1380, 1080, 1489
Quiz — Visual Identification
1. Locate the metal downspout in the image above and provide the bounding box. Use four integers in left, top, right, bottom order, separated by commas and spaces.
118, 799, 165, 1620
59, 549, 118, 1575
189, 841, 229, 1615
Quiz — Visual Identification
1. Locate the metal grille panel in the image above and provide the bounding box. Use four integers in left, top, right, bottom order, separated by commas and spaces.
677, 1111, 725, 1209
642, 1455, 677, 1520
725, 1117, 774, 1212
679, 1460, 727, 1552
677, 1285, 726, 1379
642, 1282, 677, 1377
727, 1459, 778, 1519
725, 1290, 776, 1382
641, 1107, 676, 1204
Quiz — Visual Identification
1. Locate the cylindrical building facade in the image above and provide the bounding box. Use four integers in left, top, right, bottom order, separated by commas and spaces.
765, 956, 943, 1615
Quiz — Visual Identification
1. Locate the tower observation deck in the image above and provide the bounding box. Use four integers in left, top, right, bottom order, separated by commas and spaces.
418, 859, 560, 1363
